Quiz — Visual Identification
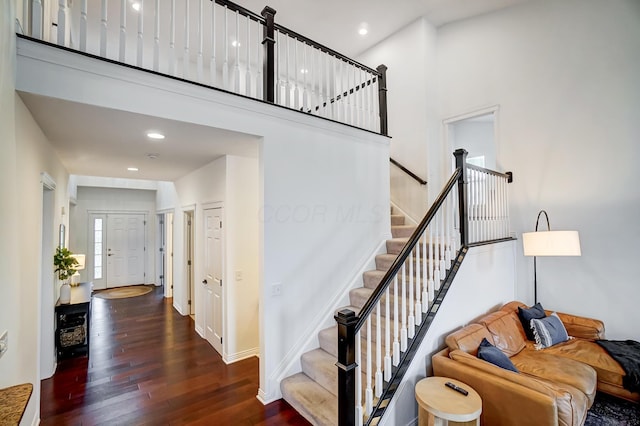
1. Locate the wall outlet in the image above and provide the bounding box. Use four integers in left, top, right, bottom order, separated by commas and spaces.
271, 283, 282, 297
235, 270, 243, 281
0, 331, 7, 359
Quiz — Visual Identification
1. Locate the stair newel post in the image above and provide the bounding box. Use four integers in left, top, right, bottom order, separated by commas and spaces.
336, 309, 358, 426
376, 64, 388, 136
261, 6, 276, 103
454, 149, 469, 247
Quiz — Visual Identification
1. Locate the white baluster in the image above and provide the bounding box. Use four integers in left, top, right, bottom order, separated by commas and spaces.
425, 223, 437, 300
392, 276, 400, 366
424, 231, 431, 307
302, 43, 308, 112
400, 262, 407, 352
384, 286, 391, 382
245, 15, 252, 97
197, 0, 203, 81
169, 0, 176, 75
255, 20, 262, 99
284, 35, 291, 108
233, 10, 240, 93
136, 0, 143, 67
293, 39, 300, 110
408, 258, 415, 339
414, 236, 423, 323
365, 317, 373, 415
100, 0, 108, 57
410, 250, 419, 328
32, 0, 43, 39
57, 0, 66, 46
79, 0, 87, 51
119, 0, 126, 62
440, 209, 447, 277
356, 328, 363, 426
183, 0, 189, 78
153, 0, 160, 71
375, 302, 382, 398
222, 6, 229, 89
445, 192, 452, 265
210, 1, 216, 85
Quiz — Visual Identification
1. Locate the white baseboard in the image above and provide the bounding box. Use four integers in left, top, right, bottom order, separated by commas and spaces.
195, 324, 204, 338
223, 348, 259, 364
173, 301, 185, 316
257, 388, 279, 405
30, 413, 39, 426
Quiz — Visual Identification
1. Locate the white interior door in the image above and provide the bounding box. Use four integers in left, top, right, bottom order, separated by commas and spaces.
107, 214, 146, 288
204, 207, 223, 354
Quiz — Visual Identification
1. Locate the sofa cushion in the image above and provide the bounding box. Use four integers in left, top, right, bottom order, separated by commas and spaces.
479, 310, 526, 357
542, 338, 626, 388
518, 303, 546, 341
511, 348, 598, 405
531, 313, 569, 349
445, 324, 494, 355
477, 338, 519, 372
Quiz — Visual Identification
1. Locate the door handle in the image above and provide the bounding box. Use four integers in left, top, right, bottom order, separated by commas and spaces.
202, 279, 208, 285
107, 254, 113, 256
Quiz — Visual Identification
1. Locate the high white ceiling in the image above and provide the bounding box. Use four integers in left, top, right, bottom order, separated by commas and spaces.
19, 93, 259, 181
234, 0, 528, 57
24, 0, 526, 183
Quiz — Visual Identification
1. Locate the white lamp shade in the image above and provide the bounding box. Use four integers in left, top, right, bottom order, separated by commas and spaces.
71, 254, 86, 270
522, 231, 581, 256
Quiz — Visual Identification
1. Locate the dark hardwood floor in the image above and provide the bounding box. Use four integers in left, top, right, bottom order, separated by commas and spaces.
41, 287, 310, 425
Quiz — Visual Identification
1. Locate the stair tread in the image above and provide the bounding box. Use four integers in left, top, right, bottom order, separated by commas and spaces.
301, 348, 339, 396
281, 373, 338, 426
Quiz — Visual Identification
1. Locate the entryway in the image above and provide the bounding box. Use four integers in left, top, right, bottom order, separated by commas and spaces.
89, 212, 147, 290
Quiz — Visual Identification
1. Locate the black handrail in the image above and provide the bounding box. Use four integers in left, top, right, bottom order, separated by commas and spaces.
466, 163, 513, 182
353, 168, 461, 331
337, 149, 515, 425
273, 24, 381, 76
390, 158, 427, 185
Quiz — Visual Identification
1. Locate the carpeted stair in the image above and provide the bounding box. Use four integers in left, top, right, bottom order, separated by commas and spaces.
281, 207, 418, 426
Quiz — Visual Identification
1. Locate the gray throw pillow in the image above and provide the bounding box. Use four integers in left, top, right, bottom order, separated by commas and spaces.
530, 312, 569, 349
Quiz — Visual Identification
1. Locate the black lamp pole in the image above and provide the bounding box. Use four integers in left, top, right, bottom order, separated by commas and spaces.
533, 210, 551, 304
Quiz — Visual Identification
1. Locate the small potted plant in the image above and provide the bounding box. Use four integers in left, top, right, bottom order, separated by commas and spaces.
54, 246, 79, 304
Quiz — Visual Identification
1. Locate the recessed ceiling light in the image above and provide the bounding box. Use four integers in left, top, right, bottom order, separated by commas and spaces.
358, 23, 369, 36
127, 167, 139, 172
231, 40, 241, 47
300, 68, 309, 74
132, 2, 141, 11
147, 132, 165, 140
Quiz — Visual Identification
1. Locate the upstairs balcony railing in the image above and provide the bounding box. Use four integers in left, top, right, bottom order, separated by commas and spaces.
18, 0, 388, 135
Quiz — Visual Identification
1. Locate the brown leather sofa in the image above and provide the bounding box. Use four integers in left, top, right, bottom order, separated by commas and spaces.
432, 301, 638, 426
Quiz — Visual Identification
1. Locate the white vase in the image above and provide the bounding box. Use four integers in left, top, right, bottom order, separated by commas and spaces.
59, 282, 71, 304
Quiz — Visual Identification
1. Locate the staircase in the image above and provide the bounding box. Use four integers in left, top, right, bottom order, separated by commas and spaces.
280, 207, 418, 425
280, 151, 514, 426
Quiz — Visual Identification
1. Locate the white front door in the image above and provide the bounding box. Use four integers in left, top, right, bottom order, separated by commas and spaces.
106, 214, 146, 288
203, 207, 223, 354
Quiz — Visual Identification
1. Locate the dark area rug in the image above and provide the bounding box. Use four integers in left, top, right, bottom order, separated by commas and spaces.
585, 393, 640, 426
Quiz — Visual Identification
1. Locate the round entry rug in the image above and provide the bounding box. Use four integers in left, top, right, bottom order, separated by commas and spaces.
94, 285, 153, 300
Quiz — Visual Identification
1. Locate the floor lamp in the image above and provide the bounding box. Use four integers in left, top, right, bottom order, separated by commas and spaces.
522, 210, 581, 304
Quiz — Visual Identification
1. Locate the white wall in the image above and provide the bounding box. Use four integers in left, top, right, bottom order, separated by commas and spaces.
437, 0, 640, 340
381, 242, 517, 426
70, 186, 157, 288
358, 18, 439, 221
225, 155, 260, 362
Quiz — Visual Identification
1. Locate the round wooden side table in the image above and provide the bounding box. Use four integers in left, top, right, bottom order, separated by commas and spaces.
415, 377, 482, 426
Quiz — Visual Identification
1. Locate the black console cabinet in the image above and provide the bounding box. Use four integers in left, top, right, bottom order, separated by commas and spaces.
55, 282, 92, 359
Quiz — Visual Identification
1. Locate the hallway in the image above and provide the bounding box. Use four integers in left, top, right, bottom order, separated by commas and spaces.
40, 287, 309, 425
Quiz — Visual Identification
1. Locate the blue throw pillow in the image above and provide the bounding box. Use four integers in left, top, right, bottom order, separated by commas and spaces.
530, 312, 569, 349
517, 303, 547, 341
477, 338, 519, 372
